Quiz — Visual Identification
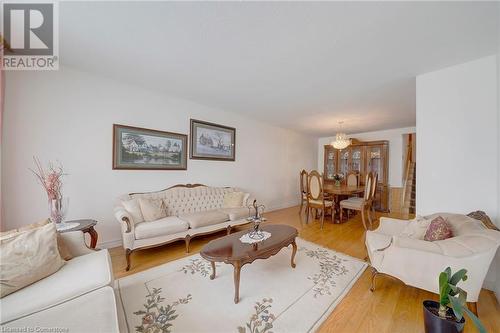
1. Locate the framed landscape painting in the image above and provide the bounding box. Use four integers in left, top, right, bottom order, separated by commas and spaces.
113, 124, 187, 170
190, 119, 236, 161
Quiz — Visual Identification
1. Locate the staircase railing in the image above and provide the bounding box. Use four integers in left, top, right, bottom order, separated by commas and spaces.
401, 134, 414, 213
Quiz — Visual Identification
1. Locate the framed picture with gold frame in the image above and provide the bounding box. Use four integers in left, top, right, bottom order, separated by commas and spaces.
190, 119, 235, 161
113, 124, 187, 170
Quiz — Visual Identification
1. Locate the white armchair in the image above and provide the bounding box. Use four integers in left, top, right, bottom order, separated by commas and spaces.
366, 212, 500, 314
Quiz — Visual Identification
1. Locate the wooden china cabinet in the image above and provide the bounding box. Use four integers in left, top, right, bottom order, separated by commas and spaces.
324, 139, 389, 212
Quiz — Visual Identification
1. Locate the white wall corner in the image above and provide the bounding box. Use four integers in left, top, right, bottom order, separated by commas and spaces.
495, 16, 500, 304
416, 55, 500, 302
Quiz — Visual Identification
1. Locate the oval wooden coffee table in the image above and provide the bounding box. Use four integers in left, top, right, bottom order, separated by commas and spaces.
200, 224, 298, 304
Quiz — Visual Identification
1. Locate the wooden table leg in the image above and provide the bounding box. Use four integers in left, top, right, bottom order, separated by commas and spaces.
233, 262, 241, 304
88, 226, 98, 249
291, 240, 297, 268
210, 261, 216, 280
334, 195, 348, 224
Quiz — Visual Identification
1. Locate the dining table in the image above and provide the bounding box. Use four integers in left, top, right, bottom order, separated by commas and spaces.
323, 184, 365, 223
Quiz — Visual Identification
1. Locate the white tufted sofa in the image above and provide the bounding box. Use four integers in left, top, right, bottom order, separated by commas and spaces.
114, 184, 252, 270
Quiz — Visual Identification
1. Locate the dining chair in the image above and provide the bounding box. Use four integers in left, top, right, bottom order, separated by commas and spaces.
369, 173, 378, 222
299, 169, 308, 214
345, 171, 360, 200
346, 171, 359, 186
339, 172, 374, 230
306, 170, 334, 229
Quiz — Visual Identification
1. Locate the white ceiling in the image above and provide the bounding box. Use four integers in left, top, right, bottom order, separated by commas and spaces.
59, 1, 498, 137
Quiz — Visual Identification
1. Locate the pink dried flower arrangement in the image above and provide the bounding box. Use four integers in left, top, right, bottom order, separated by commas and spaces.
30, 156, 65, 200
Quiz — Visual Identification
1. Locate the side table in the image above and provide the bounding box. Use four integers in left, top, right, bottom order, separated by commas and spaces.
58, 219, 98, 249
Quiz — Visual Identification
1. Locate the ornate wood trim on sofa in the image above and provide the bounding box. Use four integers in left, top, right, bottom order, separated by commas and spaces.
121, 216, 132, 233
467, 210, 499, 231
129, 183, 208, 196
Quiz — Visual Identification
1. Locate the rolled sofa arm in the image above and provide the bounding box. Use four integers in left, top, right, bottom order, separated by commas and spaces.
59, 231, 95, 257
114, 207, 133, 233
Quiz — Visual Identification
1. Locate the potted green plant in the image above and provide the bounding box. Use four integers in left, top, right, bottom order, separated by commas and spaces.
423, 267, 486, 333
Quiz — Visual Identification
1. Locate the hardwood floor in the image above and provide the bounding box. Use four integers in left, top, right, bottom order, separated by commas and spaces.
109, 206, 500, 333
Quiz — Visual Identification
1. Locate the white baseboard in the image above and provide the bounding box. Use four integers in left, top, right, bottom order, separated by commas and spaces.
267, 200, 299, 212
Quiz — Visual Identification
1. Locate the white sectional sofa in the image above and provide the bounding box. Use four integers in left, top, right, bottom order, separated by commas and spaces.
0, 231, 120, 333
114, 184, 252, 270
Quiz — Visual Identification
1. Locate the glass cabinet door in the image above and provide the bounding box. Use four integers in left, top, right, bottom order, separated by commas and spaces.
339, 149, 349, 176
367, 146, 383, 182
325, 149, 336, 180
351, 147, 362, 174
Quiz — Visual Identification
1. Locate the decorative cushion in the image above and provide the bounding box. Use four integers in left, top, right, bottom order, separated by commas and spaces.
56, 235, 73, 261
223, 192, 246, 208
121, 198, 144, 224
134, 216, 189, 240
400, 216, 432, 240
0, 249, 113, 324
139, 198, 167, 222
0, 223, 65, 298
218, 207, 249, 221
179, 210, 229, 229
0, 219, 73, 260
424, 216, 453, 241
425, 213, 485, 236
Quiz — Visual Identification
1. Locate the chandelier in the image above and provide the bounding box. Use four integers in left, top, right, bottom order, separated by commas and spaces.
331, 121, 351, 150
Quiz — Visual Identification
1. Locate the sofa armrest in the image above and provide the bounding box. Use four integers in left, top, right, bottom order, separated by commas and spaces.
375, 217, 410, 236
59, 231, 95, 257
114, 207, 133, 233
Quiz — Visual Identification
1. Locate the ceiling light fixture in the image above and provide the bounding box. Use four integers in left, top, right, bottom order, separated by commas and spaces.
331, 121, 351, 150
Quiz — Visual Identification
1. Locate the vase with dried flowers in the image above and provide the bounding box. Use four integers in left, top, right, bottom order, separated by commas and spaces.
30, 157, 74, 230
333, 173, 343, 187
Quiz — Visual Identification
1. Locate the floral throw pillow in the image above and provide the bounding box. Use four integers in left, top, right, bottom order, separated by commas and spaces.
424, 216, 453, 241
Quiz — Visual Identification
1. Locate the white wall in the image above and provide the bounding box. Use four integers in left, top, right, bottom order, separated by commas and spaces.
1, 66, 317, 247
318, 127, 416, 188
496, 19, 500, 303
416, 55, 499, 293
416, 56, 498, 223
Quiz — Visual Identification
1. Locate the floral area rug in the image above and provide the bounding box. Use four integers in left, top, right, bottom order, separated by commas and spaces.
116, 238, 367, 333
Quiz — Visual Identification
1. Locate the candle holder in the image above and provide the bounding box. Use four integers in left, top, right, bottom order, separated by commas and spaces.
246, 200, 267, 240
